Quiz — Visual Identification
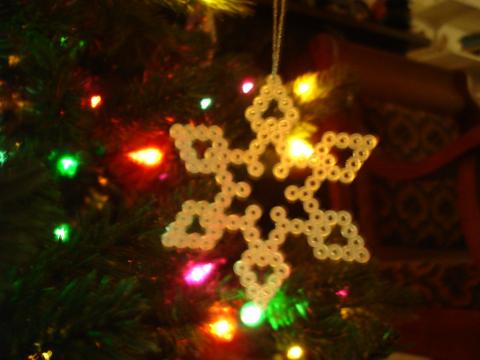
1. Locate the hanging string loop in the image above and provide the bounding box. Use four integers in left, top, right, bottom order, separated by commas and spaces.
272, 0, 287, 77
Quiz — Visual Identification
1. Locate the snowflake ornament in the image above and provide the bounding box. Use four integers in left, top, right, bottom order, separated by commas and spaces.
162, 75, 377, 307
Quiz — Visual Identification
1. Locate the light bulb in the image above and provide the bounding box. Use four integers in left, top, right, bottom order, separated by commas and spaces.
293, 72, 323, 103
54, 224, 71, 243
128, 147, 164, 167
56, 154, 80, 178
287, 345, 304, 359
184, 262, 215, 285
240, 301, 264, 327
241, 80, 255, 94
287, 138, 314, 160
200, 97, 213, 110
208, 318, 236, 341
90, 95, 102, 109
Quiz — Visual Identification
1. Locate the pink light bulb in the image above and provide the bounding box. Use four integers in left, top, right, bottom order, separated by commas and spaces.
336, 288, 349, 298
158, 172, 169, 181
184, 262, 214, 285
241, 80, 255, 94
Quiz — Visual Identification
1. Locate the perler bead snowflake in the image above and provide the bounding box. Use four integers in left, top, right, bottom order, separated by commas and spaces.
162, 75, 377, 307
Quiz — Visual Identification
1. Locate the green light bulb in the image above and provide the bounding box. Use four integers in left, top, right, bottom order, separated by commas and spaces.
59, 35, 68, 47
199, 97, 213, 110
0, 150, 7, 166
56, 154, 80, 178
265, 290, 309, 330
54, 224, 71, 243
240, 301, 265, 327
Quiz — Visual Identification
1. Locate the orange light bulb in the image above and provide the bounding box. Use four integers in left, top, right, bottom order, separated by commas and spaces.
208, 317, 236, 342
128, 147, 164, 167
90, 95, 102, 109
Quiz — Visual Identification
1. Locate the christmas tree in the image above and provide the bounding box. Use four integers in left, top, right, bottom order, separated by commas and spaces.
0, 1, 407, 359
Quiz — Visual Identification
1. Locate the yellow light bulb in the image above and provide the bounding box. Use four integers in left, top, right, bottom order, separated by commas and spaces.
298, 82, 310, 94
287, 345, 304, 359
288, 138, 314, 160
293, 72, 323, 103
341, 307, 353, 319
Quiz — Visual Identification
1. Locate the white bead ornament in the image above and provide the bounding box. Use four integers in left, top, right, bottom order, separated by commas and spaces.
162, 75, 377, 307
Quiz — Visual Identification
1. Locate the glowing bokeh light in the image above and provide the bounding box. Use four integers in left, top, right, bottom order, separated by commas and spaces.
265, 290, 309, 330
340, 307, 353, 319
240, 301, 265, 327
208, 318, 236, 342
287, 345, 304, 359
0, 150, 8, 165
336, 287, 349, 298
293, 72, 321, 103
98, 176, 108, 186
90, 95, 102, 109
184, 262, 214, 285
200, 97, 213, 110
56, 154, 80, 178
287, 138, 314, 160
59, 35, 68, 47
241, 80, 255, 94
128, 147, 164, 167
158, 172, 169, 181
54, 224, 71, 243
8, 55, 21, 67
